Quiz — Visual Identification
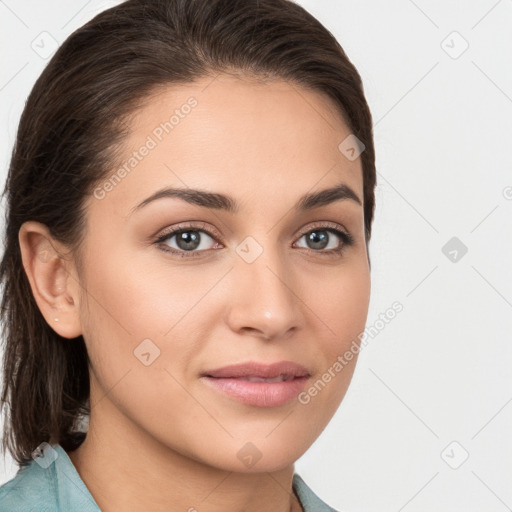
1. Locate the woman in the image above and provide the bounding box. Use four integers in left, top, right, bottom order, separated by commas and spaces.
0, 0, 376, 510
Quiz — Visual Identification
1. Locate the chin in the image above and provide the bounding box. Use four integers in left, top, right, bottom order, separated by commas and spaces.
217, 435, 310, 474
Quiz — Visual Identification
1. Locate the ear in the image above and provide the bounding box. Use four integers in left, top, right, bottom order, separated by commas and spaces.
18, 221, 83, 339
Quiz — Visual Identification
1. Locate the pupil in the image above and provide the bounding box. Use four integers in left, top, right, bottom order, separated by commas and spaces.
177, 231, 200, 251
308, 230, 328, 250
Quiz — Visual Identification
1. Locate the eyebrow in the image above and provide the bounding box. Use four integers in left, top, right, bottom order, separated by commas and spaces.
129, 182, 362, 215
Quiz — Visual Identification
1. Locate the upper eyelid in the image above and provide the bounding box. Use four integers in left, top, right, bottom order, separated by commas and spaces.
296, 220, 349, 236
155, 221, 351, 249
155, 222, 221, 242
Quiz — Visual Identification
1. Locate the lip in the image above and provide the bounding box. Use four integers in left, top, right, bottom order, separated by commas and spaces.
201, 360, 311, 379
200, 361, 311, 407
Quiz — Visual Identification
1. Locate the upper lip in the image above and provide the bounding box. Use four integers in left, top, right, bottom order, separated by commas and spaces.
201, 361, 311, 379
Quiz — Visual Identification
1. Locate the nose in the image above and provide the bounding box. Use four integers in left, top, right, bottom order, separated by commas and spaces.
224, 242, 303, 341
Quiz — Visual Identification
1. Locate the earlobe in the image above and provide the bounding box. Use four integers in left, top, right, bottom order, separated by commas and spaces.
18, 221, 83, 339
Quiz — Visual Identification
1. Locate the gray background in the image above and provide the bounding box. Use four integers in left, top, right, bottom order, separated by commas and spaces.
1, 1, 511, 511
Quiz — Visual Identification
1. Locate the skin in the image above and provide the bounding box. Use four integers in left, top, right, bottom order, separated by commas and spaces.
19, 73, 371, 512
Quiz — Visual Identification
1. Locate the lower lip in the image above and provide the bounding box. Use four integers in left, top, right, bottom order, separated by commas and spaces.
200, 376, 309, 407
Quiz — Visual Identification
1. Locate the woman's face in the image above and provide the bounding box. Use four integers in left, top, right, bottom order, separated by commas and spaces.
75, 73, 370, 471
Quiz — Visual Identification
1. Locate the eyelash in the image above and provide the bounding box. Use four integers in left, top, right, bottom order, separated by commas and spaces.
153, 221, 355, 259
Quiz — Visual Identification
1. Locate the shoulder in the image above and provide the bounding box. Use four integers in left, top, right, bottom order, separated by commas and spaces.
0, 443, 101, 512
293, 473, 342, 512
0, 455, 59, 512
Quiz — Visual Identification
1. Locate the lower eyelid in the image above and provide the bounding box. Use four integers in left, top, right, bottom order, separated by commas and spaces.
156, 229, 217, 248
295, 229, 351, 249
155, 224, 353, 256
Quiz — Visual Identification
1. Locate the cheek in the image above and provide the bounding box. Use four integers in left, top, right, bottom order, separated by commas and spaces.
78, 243, 223, 378
313, 261, 371, 349
78, 248, 204, 421
77, 247, 233, 461
303, 262, 370, 410
81, 239, 196, 335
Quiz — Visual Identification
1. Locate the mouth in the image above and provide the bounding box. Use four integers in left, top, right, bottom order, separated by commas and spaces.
200, 361, 311, 407
201, 360, 311, 379
223, 375, 296, 382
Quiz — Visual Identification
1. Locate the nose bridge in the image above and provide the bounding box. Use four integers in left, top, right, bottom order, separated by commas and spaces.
226, 234, 301, 339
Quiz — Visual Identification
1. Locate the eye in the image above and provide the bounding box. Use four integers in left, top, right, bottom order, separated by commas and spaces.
154, 223, 221, 258
154, 221, 354, 258
294, 223, 354, 256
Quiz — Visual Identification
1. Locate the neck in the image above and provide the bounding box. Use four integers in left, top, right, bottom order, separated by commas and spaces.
67, 396, 303, 512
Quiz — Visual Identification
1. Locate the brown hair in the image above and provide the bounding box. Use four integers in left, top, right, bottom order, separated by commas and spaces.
0, 0, 376, 465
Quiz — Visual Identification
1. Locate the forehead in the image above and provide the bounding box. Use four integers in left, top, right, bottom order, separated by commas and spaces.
87, 73, 363, 217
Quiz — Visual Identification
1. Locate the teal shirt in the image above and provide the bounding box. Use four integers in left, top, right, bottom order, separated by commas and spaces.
0, 444, 339, 512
